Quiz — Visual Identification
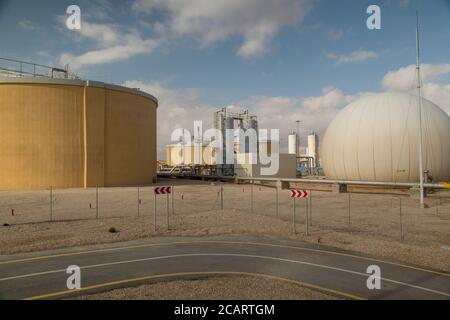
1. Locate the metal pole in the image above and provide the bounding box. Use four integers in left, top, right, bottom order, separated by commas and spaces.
220, 184, 224, 210
436, 194, 440, 215
172, 185, 174, 216
50, 186, 53, 222
153, 191, 157, 232
275, 187, 278, 217
305, 198, 309, 236
293, 197, 297, 234
399, 197, 404, 241
166, 192, 170, 230
137, 186, 140, 217
96, 185, 99, 219
309, 190, 312, 226
251, 181, 254, 213
416, 12, 425, 208
348, 193, 351, 228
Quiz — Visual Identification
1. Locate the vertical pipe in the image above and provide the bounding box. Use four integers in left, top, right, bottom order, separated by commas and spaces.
399, 197, 404, 241
293, 197, 297, 234
153, 191, 157, 232
96, 185, 99, 219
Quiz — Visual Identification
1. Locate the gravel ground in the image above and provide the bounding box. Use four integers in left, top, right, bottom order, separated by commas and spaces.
0, 182, 449, 272
74, 276, 339, 300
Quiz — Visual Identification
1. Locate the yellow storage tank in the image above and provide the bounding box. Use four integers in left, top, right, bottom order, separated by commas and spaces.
0, 77, 158, 190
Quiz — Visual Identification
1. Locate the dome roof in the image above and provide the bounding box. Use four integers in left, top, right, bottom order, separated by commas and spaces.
321, 92, 450, 182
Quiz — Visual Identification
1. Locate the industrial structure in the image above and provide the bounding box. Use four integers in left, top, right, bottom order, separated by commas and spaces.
213, 108, 258, 157
0, 76, 158, 190
321, 92, 450, 183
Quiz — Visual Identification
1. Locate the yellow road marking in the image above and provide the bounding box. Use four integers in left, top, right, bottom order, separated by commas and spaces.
1, 240, 448, 278
23, 271, 365, 300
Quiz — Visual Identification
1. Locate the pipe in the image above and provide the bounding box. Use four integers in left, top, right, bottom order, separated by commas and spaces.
219, 176, 445, 189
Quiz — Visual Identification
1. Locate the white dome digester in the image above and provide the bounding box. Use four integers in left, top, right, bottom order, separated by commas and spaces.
321, 92, 450, 182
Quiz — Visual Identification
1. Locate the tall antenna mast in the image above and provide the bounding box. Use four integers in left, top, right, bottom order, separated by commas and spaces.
416, 11, 425, 208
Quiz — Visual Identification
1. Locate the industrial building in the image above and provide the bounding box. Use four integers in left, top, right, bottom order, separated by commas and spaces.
288, 131, 321, 175
0, 77, 158, 190
321, 92, 450, 182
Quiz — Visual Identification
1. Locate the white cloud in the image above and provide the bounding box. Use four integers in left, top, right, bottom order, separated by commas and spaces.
326, 28, 344, 41
58, 20, 162, 70
239, 87, 359, 153
327, 49, 379, 64
125, 80, 357, 158
124, 64, 450, 160
76, 22, 120, 46
123, 80, 218, 158
19, 20, 39, 30
382, 63, 450, 91
382, 64, 450, 114
59, 37, 160, 70
132, 0, 313, 59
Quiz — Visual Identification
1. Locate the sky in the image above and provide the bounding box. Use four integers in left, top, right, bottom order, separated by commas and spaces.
1, 0, 449, 158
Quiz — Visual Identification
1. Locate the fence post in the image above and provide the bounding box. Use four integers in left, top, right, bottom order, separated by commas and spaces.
153, 190, 157, 232
305, 198, 309, 236
220, 184, 224, 210
172, 185, 174, 215
166, 191, 170, 231
251, 181, 254, 213
96, 185, 99, 219
137, 186, 140, 217
275, 187, 278, 217
348, 193, 351, 228
399, 197, 404, 241
293, 196, 297, 234
309, 190, 312, 226
50, 186, 53, 222
436, 194, 439, 215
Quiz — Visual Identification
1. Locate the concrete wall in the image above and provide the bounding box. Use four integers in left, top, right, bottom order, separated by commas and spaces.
0, 79, 158, 190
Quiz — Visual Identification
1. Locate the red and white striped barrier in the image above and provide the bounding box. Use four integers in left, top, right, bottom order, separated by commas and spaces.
154, 186, 172, 194
290, 189, 309, 198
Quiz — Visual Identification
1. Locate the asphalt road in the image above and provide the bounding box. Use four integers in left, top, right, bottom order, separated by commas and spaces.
0, 235, 448, 300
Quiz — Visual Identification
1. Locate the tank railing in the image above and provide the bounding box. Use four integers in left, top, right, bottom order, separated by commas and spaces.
0, 57, 70, 79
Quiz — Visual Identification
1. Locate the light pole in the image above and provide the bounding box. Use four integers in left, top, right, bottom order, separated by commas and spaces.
416, 12, 425, 208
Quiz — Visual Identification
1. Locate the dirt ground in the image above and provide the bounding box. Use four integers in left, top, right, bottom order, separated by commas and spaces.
0, 179, 449, 272
74, 276, 339, 300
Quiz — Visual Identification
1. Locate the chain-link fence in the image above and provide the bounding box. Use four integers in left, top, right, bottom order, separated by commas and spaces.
1, 181, 449, 245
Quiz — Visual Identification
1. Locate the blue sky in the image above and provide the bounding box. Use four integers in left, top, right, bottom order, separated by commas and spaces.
1, 0, 449, 157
